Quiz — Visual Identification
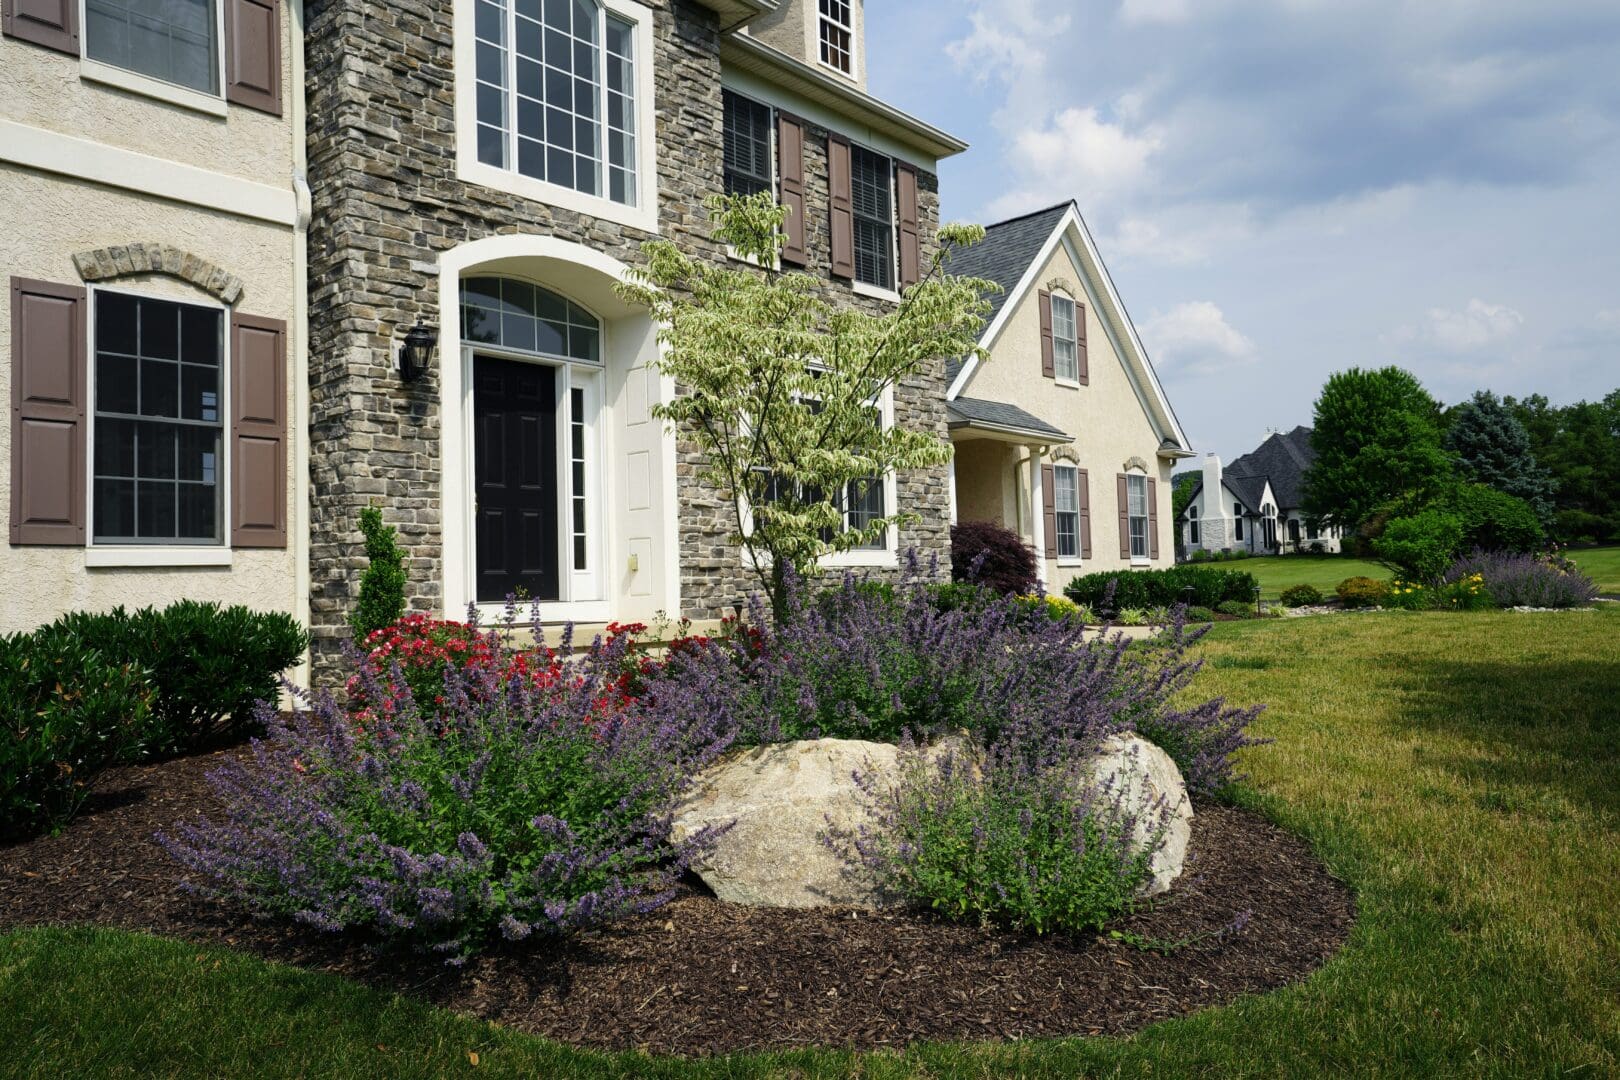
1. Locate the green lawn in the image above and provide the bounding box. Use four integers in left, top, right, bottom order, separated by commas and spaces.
4, 610, 1619, 1077
1215, 553, 1388, 600
1568, 545, 1620, 593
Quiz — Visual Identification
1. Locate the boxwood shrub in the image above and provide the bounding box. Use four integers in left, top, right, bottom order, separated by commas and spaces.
1062, 565, 1258, 612
1, 624, 152, 839
1279, 583, 1324, 608
1337, 576, 1391, 608
46, 601, 308, 756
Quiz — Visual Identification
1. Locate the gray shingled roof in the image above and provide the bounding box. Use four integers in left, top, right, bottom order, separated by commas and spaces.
947, 397, 1071, 440
1225, 426, 1316, 510
944, 203, 1072, 392
949, 202, 1071, 333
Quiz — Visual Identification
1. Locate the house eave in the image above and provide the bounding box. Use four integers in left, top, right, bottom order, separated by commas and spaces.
948, 419, 1072, 446
719, 34, 968, 161
696, 0, 772, 32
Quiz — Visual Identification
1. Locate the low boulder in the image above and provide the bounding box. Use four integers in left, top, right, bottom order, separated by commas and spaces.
671, 738, 900, 909
672, 733, 1193, 908
1083, 734, 1194, 897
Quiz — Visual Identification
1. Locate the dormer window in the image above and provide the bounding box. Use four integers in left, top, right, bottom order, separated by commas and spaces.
818, 0, 853, 75
472, 0, 641, 207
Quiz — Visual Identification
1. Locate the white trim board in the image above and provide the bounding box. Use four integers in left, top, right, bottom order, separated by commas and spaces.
0, 119, 298, 227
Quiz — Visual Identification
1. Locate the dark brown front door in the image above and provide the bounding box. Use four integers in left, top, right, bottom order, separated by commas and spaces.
473, 356, 559, 603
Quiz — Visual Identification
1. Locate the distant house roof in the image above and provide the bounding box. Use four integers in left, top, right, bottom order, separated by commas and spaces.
1226, 426, 1316, 511
946, 396, 1071, 442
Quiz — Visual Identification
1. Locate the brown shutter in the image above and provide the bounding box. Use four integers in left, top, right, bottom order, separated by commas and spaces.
896, 163, 921, 290
777, 113, 807, 266
1077, 468, 1092, 559
1038, 289, 1055, 378
1148, 477, 1160, 559
1040, 463, 1057, 557
224, 0, 282, 115
1076, 301, 1089, 385
9, 278, 86, 545
828, 134, 855, 279
230, 313, 287, 547
2, 0, 78, 55
1117, 473, 1130, 559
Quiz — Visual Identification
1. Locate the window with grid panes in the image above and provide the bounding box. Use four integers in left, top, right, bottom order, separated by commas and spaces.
92, 292, 224, 544
1128, 473, 1149, 559
851, 145, 894, 289
474, 0, 639, 205
85, 0, 220, 94
722, 90, 773, 197
1051, 293, 1079, 382
1054, 464, 1079, 558
818, 0, 852, 73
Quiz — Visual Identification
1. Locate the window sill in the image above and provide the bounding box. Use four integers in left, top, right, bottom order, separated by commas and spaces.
851, 280, 902, 304
456, 159, 658, 234
1057, 558, 1084, 567
85, 546, 232, 568
821, 548, 897, 568
1054, 377, 1083, 390
1130, 558, 1152, 567
80, 59, 228, 118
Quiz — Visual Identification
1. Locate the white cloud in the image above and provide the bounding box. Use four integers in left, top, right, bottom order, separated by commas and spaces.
945, 0, 1066, 84
983, 107, 1162, 219
1140, 301, 1257, 375
1598, 308, 1620, 326
1419, 299, 1526, 351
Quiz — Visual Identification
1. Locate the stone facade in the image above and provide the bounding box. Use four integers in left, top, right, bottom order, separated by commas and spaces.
303, 0, 950, 672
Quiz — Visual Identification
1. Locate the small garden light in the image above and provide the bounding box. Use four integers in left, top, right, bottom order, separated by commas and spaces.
1253, 582, 1263, 615
399, 322, 438, 383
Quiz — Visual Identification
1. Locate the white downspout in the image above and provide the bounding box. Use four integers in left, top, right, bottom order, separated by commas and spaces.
290, 0, 312, 691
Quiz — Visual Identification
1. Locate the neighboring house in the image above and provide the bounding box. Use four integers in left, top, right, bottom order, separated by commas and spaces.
1179, 426, 1342, 556
299, 0, 965, 669
943, 202, 1194, 591
1, 0, 308, 670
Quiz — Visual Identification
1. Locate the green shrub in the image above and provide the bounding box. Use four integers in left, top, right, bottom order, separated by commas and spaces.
1279, 583, 1324, 608
0, 625, 152, 838
1063, 565, 1258, 612
1184, 605, 1216, 622
1373, 509, 1465, 581
49, 602, 308, 756
1215, 600, 1253, 618
1337, 576, 1391, 608
1449, 483, 1543, 554
351, 507, 408, 642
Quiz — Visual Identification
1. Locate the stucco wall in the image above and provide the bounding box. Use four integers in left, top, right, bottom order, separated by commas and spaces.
0, 169, 301, 635
0, 20, 296, 184
745, 0, 865, 89
955, 237, 1175, 590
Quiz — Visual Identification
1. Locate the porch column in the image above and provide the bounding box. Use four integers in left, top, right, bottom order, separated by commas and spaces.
948, 454, 958, 525
1028, 448, 1047, 588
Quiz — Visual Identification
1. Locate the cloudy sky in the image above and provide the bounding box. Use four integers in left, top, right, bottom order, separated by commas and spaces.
866, 0, 1620, 462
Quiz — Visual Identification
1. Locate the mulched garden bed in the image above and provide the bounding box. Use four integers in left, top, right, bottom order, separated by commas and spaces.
0, 746, 1355, 1057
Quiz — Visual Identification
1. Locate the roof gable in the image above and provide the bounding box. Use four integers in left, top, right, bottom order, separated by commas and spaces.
945, 201, 1191, 456
1226, 426, 1316, 510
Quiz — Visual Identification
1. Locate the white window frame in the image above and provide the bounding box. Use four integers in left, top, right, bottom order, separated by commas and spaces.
738, 381, 899, 569
84, 284, 234, 566
1233, 503, 1244, 542
848, 140, 900, 301
1053, 462, 1081, 564
721, 88, 780, 269
454, 0, 659, 233
77, 0, 229, 116
1127, 472, 1149, 563
457, 277, 609, 621
815, 0, 856, 78
1187, 503, 1200, 547
1050, 291, 1080, 386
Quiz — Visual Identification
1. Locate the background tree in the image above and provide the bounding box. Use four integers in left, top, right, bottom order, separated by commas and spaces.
1443, 390, 1555, 523
617, 193, 992, 618
1505, 391, 1620, 543
1302, 366, 1453, 535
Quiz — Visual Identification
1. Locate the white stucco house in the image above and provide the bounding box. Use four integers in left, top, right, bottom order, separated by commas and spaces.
1179, 426, 1342, 556
944, 201, 1194, 590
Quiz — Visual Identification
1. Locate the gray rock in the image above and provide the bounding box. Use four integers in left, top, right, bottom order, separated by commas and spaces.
1083, 734, 1194, 896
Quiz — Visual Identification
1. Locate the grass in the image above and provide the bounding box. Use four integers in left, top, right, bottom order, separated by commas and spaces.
1205, 553, 1388, 600
4, 609, 1619, 1077
1567, 545, 1620, 593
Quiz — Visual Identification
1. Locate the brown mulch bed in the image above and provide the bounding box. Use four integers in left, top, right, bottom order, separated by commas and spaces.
0, 747, 1354, 1057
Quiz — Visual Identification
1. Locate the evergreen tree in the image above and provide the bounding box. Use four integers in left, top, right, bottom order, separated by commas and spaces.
1444, 390, 1555, 523
1302, 366, 1452, 534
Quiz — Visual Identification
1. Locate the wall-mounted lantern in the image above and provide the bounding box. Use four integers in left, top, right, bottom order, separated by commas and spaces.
399, 322, 438, 382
